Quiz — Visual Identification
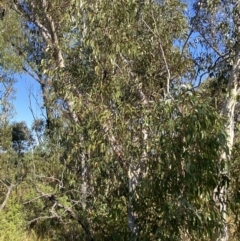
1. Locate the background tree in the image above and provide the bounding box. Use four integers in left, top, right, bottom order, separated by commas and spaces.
11, 121, 34, 154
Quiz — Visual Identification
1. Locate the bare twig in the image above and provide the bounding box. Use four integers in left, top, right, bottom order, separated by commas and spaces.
180, 3, 202, 60
22, 67, 41, 84
198, 31, 225, 58
27, 188, 94, 241
142, 17, 171, 96
28, 215, 56, 225
194, 51, 231, 88
0, 182, 15, 211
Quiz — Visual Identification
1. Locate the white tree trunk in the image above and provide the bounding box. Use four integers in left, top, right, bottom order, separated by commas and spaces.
212, 50, 240, 241
212, 3, 240, 239
128, 163, 141, 238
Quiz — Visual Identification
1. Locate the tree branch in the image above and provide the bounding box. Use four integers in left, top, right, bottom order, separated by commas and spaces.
0, 182, 15, 211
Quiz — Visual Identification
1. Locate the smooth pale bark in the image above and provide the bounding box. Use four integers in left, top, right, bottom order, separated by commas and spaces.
102, 90, 149, 239
129, 88, 149, 238
212, 51, 240, 241
211, 3, 240, 240
128, 163, 141, 237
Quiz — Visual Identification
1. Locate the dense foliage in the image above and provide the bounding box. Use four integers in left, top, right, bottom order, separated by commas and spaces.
0, 0, 240, 241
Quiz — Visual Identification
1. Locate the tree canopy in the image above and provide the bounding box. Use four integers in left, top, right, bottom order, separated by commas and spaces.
0, 1, 240, 241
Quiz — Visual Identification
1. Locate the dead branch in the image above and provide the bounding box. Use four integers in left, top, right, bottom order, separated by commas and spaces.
0, 182, 15, 211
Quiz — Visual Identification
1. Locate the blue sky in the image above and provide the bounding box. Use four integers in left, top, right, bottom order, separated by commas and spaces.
11, 74, 43, 128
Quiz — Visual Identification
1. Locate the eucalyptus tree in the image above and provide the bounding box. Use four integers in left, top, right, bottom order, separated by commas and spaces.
46, 0, 226, 240
7, 0, 195, 239
55, 0, 192, 238
189, 1, 240, 240
11, 121, 34, 154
